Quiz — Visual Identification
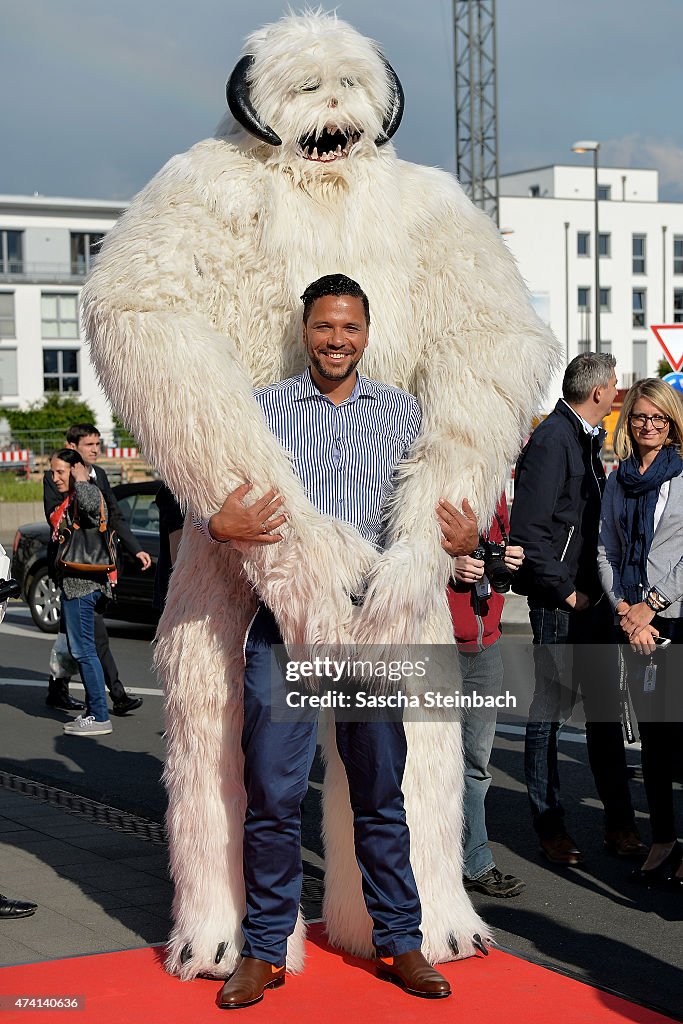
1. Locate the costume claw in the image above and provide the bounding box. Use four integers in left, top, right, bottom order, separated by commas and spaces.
180, 943, 193, 964
472, 933, 489, 956
215, 941, 227, 965
447, 933, 459, 957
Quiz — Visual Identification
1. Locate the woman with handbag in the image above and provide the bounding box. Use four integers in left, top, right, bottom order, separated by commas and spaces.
49, 448, 116, 737
597, 378, 683, 890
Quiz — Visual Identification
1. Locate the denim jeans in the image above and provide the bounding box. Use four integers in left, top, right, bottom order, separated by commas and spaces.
61, 590, 109, 722
458, 641, 504, 880
525, 598, 634, 839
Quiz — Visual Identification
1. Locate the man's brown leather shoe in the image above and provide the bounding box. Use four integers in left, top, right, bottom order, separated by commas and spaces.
375, 950, 451, 998
540, 833, 584, 865
218, 956, 285, 1009
604, 827, 648, 859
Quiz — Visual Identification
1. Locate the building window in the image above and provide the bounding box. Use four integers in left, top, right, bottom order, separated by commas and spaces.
599, 339, 612, 353
674, 289, 683, 324
0, 230, 23, 274
0, 349, 18, 396
578, 339, 590, 354
578, 287, 591, 312
674, 236, 683, 276
0, 293, 15, 338
597, 184, 611, 201
43, 349, 79, 393
599, 287, 611, 312
632, 234, 646, 274
528, 185, 540, 198
598, 232, 611, 258
41, 293, 79, 339
632, 288, 647, 328
633, 339, 648, 379
577, 232, 590, 257
70, 232, 105, 276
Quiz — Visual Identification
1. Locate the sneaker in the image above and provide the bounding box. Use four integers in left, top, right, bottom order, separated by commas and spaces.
463, 867, 525, 898
63, 715, 113, 736
111, 695, 143, 716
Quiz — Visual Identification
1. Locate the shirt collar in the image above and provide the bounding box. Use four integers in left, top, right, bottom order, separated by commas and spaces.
561, 398, 601, 437
295, 367, 376, 404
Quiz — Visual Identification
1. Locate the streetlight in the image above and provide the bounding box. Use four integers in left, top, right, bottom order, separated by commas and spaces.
571, 139, 601, 353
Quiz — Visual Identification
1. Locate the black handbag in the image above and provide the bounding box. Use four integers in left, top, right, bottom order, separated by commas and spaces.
58, 495, 118, 575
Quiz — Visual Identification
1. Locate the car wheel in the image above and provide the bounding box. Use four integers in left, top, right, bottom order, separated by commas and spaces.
28, 567, 61, 633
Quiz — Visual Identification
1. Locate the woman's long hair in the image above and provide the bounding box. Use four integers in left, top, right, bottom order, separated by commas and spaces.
612, 378, 683, 461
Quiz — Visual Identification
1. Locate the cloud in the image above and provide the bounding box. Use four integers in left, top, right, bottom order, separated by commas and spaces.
601, 135, 683, 201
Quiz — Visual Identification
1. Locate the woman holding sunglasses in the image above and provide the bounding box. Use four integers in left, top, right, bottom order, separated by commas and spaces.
598, 378, 683, 889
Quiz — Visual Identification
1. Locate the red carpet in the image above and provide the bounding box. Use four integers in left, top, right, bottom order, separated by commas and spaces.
0, 924, 674, 1024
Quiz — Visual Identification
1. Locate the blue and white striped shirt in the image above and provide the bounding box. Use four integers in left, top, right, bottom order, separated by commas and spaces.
253, 370, 421, 549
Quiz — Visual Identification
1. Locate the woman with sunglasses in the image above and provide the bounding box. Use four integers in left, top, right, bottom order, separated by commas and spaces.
598, 378, 683, 889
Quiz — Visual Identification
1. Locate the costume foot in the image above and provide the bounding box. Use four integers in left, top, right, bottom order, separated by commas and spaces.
0, 894, 37, 919
539, 833, 584, 865
375, 950, 451, 998
218, 957, 285, 1009
464, 867, 525, 898
215, 942, 228, 965
472, 933, 489, 956
180, 943, 193, 964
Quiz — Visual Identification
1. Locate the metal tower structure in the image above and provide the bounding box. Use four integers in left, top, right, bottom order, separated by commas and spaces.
453, 0, 500, 224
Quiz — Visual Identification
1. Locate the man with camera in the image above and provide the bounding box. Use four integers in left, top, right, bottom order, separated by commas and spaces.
438, 494, 526, 897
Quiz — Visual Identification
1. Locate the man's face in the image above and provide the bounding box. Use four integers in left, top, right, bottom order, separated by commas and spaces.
303, 294, 369, 385
68, 434, 101, 466
596, 372, 618, 419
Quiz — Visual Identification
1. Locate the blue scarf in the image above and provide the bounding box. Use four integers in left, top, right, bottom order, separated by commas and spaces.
617, 445, 683, 604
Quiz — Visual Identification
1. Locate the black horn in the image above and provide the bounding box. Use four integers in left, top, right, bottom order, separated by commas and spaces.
376, 55, 404, 146
226, 55, 282, 147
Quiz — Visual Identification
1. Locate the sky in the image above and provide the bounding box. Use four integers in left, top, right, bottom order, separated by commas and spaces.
1, 0, 682, 202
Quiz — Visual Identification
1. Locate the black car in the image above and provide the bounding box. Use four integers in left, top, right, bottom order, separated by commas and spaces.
11, 480, 162, 633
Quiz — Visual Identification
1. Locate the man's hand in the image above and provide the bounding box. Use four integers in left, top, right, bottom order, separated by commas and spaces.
619, 601, 655, 638
451, 554, 485, 584
209, 483, 286, 545
71, 463, 90, 484
503, 544, 524, 572
436, 498, 478, 556
136, 551, 152, 571
629, 625, 659, 656
565, 590, 590, 612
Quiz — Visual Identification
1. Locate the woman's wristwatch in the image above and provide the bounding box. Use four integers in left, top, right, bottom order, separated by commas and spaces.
645, 588, 669, 612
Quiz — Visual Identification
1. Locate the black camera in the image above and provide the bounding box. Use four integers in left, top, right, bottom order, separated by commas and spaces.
0, 578, 20, 603
473, 540, 512, 595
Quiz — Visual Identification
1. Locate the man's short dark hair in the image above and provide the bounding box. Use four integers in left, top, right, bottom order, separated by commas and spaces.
301, 274, 370, 325
52, 448, 85, 467
66, 423, 101, 445
562, 353, 616, 403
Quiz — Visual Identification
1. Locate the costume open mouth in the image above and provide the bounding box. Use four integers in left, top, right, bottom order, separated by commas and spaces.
297, 125, 362, 162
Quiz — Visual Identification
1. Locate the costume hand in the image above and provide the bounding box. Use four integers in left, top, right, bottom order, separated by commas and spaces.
209, 483, 286, 544
619, 601, 655, 638
436, 497, 478, 556
136, 551, 152, 571
565, 590, 590, 612
70, 463, 90, 484
629, 625, 659, 656
451, 555, 485, 583
503, 544, 524, 571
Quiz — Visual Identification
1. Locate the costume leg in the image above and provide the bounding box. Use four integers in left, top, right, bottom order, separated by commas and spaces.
335, 719, 422, 956
241, 606, 317, 965
159, 528, 307, 980
459, 642, 504, 880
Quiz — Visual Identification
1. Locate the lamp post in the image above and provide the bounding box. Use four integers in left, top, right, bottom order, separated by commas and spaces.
571, 140, 601, 353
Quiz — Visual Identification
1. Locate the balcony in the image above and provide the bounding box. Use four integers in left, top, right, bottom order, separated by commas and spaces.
0, 262, 88, 285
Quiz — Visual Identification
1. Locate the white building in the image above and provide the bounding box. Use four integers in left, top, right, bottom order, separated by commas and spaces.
2, 167, 682, 424
498, 164, 683, 407
0, 194, 127, 431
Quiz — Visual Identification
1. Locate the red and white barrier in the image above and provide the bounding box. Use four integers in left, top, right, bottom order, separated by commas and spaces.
0, 450, 29, 464
105, 447, 138, 458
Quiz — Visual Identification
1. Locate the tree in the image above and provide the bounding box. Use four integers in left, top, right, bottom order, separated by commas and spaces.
5, 394, 97, 451
657, 358, 673, 378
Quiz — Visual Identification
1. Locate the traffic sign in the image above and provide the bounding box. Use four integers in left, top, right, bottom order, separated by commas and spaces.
663, 372, 683, 393
651, 324, 683, 371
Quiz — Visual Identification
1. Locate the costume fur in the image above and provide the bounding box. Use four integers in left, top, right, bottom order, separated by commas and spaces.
82, 11, 560, 979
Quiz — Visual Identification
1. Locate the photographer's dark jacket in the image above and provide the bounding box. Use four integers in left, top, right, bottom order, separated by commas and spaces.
447, 495, 509, 652
509, 399, 606, 608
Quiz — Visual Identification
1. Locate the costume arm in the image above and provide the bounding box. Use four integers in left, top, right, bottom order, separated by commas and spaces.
356, 172, 561, 643
82, 151, 375, 643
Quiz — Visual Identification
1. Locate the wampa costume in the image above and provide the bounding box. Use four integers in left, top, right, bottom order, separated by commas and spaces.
82, 11, 559, 980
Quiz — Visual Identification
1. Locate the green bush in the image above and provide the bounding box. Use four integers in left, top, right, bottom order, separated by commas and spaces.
5, 393, 97, 437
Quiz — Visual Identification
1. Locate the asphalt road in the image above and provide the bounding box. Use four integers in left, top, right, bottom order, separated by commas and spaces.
1, 602, 681, 1018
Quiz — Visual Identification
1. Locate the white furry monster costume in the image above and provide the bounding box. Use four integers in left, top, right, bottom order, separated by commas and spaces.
82, 11, 559, 980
